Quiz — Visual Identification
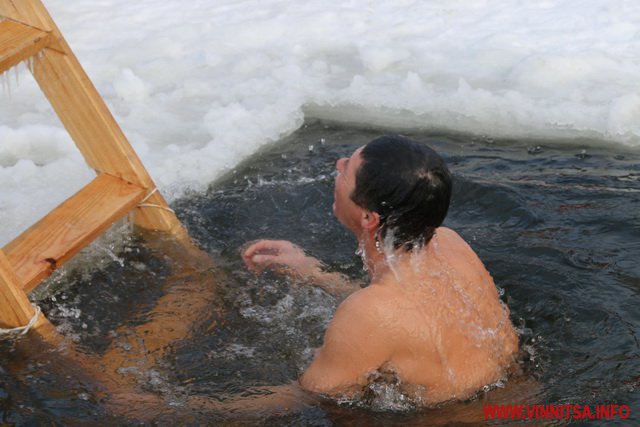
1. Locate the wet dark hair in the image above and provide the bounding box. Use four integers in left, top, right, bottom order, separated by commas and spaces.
350, 135, 452, 250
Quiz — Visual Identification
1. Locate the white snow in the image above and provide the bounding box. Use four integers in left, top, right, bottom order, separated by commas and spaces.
1, 0, 639, 245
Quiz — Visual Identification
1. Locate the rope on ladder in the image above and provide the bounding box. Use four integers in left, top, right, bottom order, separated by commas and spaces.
0, 304, 41, 338
137, 188, 175, 214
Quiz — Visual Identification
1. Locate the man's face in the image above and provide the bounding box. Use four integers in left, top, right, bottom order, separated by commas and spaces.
333, 146, 365, 233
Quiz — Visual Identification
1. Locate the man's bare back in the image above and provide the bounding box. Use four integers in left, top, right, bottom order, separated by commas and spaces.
299, 227, 518, 403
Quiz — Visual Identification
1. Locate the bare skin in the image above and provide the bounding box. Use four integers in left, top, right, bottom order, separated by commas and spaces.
243, 146, 518, 404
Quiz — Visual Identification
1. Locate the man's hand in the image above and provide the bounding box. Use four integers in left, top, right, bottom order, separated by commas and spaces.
242, 240, 322, 279
242, 240, 363, 299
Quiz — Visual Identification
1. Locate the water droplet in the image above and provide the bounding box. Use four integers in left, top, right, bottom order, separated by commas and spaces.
575, 149, 591, 160
517, 327, 533, 337
527, 145, 543, 154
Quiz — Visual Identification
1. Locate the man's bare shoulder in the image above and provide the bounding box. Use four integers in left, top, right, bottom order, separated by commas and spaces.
436, 226, 470, 246
434, 227, 498, 298
434, 227, 485, 265
300, 282, 396, 393
334, 284, 406, 346
330, 284, 398, 335
336, 284, 388, 316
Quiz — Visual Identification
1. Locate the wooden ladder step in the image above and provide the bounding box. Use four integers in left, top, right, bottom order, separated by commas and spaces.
3, 174, 148, 292
0, 19, 51, 74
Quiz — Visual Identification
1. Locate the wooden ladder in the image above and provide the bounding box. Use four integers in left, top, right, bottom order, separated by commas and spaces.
0, 1, 187, 330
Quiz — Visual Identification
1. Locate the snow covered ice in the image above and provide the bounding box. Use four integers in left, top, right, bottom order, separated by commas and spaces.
1, 0, 639, 245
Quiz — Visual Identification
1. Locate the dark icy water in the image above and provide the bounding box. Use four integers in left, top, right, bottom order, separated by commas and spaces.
1, 121, 639, 425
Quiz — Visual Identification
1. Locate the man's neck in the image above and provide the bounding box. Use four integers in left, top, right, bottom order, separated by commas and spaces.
361, 232, 390, 282
362, 232, 435, 284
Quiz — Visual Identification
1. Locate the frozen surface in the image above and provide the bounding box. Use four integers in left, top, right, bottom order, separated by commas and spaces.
1, 0, 640, 244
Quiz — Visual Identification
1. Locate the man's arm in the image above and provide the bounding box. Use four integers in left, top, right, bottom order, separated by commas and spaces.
307, 269, 363, 299
299, 289, 392, 395
108, 382, 323, 420
242, 240, 362, 299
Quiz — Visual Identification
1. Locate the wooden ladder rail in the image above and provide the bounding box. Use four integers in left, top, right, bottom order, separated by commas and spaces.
0, 0, 189, 330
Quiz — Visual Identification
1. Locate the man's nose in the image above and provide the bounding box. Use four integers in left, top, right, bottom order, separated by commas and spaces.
336, 158, 344, 170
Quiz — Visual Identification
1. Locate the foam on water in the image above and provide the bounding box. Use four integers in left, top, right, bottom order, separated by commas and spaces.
1, 0, 640, 245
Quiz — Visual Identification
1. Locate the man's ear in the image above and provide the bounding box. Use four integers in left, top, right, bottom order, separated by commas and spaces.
360, 210, 380, 231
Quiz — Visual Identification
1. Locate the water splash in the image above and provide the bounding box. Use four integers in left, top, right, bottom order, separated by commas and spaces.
31, 218, 134, 301
380, 228, 401, 282
253, 174, 330, 188
355, 239, 368, 272
366, 375, 512, 414
337, 369, 431, 412
239, 293, 295, 325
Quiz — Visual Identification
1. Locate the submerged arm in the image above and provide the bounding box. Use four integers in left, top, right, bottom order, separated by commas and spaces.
187, 382, 322, 414
108, 382, 323, 421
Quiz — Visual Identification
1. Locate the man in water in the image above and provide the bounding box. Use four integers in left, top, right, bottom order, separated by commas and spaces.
243, 135, 517, 404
